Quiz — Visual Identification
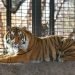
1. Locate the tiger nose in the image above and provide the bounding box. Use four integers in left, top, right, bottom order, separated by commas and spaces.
13, 37, 20, 44
13, 44, 19, 48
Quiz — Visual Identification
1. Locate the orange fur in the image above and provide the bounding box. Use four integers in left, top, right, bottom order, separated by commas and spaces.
0, 27, 75, 63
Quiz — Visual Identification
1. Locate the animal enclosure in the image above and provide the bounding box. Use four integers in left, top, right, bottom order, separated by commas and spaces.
0, 0, 75, 55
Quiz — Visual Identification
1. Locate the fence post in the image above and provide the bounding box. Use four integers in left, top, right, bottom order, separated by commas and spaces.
49, 0, 55, 35
32, 0, 42, 36
6, 0, 11, 31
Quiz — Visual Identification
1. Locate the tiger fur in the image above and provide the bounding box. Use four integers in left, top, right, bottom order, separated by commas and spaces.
0, 27, 75, 63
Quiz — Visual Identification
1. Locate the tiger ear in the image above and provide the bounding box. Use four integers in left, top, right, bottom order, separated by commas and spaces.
7, 27, 11, 33
21, 27, 27, 30
22, 27, 27, 30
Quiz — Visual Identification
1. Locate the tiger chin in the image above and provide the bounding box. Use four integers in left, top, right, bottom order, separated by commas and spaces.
0, 27, 75, 63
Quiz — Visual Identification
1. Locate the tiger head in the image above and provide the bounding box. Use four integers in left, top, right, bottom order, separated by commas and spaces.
4, 27, 29, 55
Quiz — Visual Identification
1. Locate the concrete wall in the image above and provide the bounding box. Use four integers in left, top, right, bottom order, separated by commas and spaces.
0, 61, 75, 75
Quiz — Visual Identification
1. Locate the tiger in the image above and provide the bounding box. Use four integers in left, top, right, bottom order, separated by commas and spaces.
3, 27, 28, 56
0, 27, 75, 63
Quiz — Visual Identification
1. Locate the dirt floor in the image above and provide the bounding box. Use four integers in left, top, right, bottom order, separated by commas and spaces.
0, 61, 75, 75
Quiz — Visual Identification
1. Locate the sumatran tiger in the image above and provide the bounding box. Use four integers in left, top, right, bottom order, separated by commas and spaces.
0, 27, 75, 63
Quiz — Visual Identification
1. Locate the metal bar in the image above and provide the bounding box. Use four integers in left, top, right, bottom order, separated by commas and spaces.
6, 0, 11, 31
32, 0, 41, 36
49, 0, 55, 35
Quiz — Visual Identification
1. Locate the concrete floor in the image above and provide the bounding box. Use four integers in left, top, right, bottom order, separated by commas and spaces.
0, 61, 75, 75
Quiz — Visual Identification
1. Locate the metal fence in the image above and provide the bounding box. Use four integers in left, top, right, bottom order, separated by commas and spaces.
0, 0, 75, 54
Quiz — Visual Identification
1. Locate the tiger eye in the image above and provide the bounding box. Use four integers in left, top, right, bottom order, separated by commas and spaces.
20, 33, 24, 38
22, 41, 26, 44
6, 40, 10, 44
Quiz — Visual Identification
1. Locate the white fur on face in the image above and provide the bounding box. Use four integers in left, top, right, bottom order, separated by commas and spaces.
18, 31, 22, 36
11, 31, 14, 35
3, 33, 19, 55
6, 47, 19, 56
